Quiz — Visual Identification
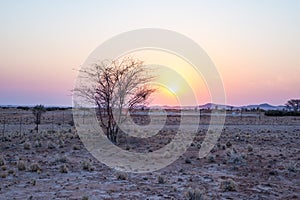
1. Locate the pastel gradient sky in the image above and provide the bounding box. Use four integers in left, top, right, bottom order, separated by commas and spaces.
0, 0, 299, 106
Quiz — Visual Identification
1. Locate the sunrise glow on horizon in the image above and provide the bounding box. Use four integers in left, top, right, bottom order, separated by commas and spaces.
121, 49, 210, 107
0, 1, 299, 107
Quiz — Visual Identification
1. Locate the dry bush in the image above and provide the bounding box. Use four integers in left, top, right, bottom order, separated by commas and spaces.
82, 160, 94, 171
72, 144, 80, 150
226, 148, 245, 165
1, 165, 7, 171
185, 188, 207, 200
207, 155, 216, 163
185, 158, 192, 164
220, 179, 236, 192
8, 169, 14, 175
59, 164, 68, 173
158, 175, 165, 184
286, 161, 298, 172
17, 160, 26, 171
116, 172, 127, 180
0, 172, 7, 178
24, 141, 31, 150
58, 139, 65, 148
47, 141, 56, 149
30, 163, 41, 172
34, 140, 42, 148
0, 156, 5, 166
247, 144, 253, 152
226, 141, 232, 148
55, 155, 68, 163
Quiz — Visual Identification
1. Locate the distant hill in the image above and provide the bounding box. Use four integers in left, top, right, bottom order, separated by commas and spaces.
1, 103, 286, 111
239, 103, 285, 111
150, 103, 286, 111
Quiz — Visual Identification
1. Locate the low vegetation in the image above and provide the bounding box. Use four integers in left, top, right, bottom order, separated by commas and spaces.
17, 160, 26, 171
220, 179, 237, 192
265, 110, 300, 116
29, 163, 41, 172
81, 160, 94, 171
185, 188, 206, 200
0, 156, 5, 166
158, 175, 165, 184
59, 164, 68, 173
116, 172, 127, 180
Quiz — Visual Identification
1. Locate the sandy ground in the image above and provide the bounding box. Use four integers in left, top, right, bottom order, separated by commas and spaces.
0, 108, 299, 200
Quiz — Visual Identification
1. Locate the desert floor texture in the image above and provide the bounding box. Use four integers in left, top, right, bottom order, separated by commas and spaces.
0, 108, 299, 200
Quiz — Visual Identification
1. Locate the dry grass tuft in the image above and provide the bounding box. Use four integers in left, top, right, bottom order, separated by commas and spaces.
30, 163, 41, 172
185, 188, 207, 200
82, 160, 94, 171
116, 172, 127, 180
17, 160, 26, 171
220, 179, 236, 192
59, 164, 68, 173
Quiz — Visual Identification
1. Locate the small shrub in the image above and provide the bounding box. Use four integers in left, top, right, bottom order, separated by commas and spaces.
207, 155, 215, 163
73, 145, 80, 150
1, 165, 7, 171
59, 164, 68, 173
8, 169, 14, 174
185, 188, 206, 200
185, 158, 192, 164
125, 145, 130, 151
24, 142, 31, 150
82, 196, 89, 200
17, 160, 26, 171
58, 139, 65, 148
31, 179, 36, 186
34, 140, 42, 148
286, 161, 298, 172
158, 175, 165, 184
66, 133, 74, 139
0, 172, 7, 178
30, 163, 41, 172
116, 172, 127, 180
220, 179, 236, 192
193, 141, 201, 149
226, 141, 232, 148
269, 170, 278, 176
227, 149, 245, 165
47, 141, 56, 149
82, 160, 94, 171
47, 130, 55, 135
247, 144, 253, 152
55, 155, 68, 163
0, 156, 5, 166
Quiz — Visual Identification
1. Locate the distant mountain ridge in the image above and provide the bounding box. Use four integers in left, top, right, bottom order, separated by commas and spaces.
150, 103, 286, 111
0, 103, 286, 111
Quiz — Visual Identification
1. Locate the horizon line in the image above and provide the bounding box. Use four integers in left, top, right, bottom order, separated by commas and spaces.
0, 102, 287, 108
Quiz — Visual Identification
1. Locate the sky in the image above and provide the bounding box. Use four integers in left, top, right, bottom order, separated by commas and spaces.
0, 0, 299, 106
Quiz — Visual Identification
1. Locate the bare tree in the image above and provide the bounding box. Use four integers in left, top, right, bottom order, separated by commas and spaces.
32, 105, 46, 133
286, 99, 300, 112
74, 57, 156, 143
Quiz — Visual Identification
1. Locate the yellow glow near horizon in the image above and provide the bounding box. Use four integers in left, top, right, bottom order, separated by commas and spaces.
152, 85, 180, 106
168, 84, 178, 94
120, 49, 211, 106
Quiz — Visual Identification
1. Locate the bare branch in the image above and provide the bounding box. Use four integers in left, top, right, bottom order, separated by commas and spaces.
74, 57, 156, 143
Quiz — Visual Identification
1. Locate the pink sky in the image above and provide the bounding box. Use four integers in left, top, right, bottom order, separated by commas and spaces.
0, 1, 299, 106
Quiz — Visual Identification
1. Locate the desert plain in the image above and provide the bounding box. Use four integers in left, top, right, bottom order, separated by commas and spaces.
0, 107, 299, 200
